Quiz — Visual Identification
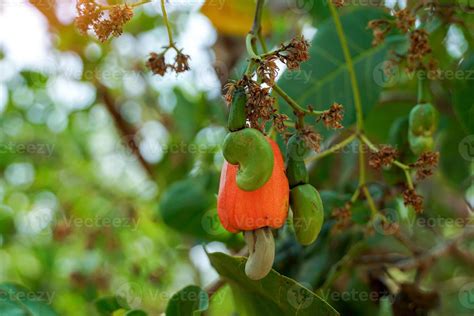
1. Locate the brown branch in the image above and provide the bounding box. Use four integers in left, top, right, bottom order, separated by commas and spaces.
96, 83, 155, 178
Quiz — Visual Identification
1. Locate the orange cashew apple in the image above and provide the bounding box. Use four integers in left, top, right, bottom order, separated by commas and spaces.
217, 137, 290, 233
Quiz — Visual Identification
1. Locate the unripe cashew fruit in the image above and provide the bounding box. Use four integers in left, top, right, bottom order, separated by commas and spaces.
244, 227, 275, 280
408, 131, 434, 155
286, 134, 310, 161
290, 184, 324, 245
228, 87, 247, 132
409, 103, 438, 137
286, 158, 308, 188
408, 103, 438, 155
222, 128, 274, 191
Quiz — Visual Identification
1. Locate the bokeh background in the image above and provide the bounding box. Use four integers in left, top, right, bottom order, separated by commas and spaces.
0, 0, 473, 315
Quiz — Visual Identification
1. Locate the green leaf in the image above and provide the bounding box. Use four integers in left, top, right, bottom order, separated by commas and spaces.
0, 283, 57, 316
278, 8, 400, 136
207, 252, 339, 315
125, 310, 148, 316
165, 285, 209, 316
95, 296, 130, 315
453, 52, 474, 134
439, 120, 471, 191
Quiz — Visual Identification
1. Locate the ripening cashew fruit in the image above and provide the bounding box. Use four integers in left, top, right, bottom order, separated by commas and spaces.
286, 134, 310, 161
286, 134, 310, 188
218, 138, 289, 233
408, 132, 435, 156
408, 103, 438, 155
227, 87, 247, 132
409, 103, 438, 136
290, 184, 324, 245
222, 128, 274, 191
285, 133, 324, 246
286, 159, 309, 188
218, 137, 289, 279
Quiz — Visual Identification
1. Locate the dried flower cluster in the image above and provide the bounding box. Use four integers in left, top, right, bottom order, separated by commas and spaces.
146, 50, 190, 76
410, 151, 439, 180
332, 0, 345, 8
273, 113, 289, 133
369, 146, 399, 170
368, 9, 414, 46
395, 9, 415, 33
407, 29, 435, 73
244, 79, 276, 130
368, 7, 438, 74
332, 203, 352, 231
256, 56, 279, 86
318, 103, 344, 129
403, 188, 424, 213
273, 37, 310, 71
75, 0, 133, 42
368, 19, 393, 46
299, 126, 322, 152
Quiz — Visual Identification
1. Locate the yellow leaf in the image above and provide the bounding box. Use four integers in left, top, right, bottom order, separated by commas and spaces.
201, 0, 271, 36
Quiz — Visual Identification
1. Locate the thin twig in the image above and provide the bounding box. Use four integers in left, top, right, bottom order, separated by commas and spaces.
306, 133, 357, 162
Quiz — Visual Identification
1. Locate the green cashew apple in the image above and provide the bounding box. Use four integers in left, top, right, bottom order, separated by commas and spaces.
222, 128, 274, 191
408, 131, 434, 155
228, 87, 247, 132
290, 184, 324, 245
286, 134, 310, 161
409, 103, 438, 137
286, 158, 308, 188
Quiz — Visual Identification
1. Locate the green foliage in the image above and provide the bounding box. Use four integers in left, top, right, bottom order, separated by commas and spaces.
165, 285, 209, 316
1, 1, 473, 315
207, 252, 339, 316
278, 8, 399, 136
0, 283, 57, 316
453, 51, 474, 134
